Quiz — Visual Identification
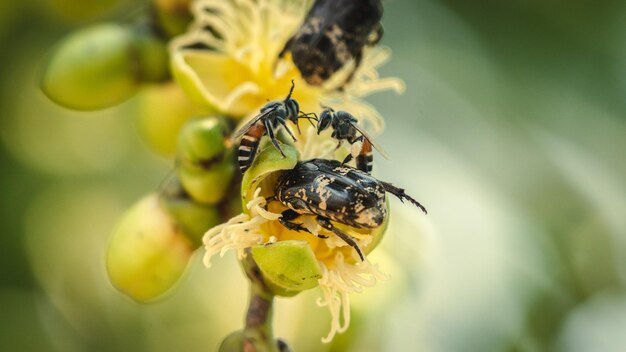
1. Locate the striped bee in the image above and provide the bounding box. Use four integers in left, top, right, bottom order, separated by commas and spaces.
279, 0, 384, 87
233, 82, 313, 173
317, 107, 389, 173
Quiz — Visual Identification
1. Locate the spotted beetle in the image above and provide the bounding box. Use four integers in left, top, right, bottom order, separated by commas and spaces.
273, 158, 426, 261
279, 0, 384, 87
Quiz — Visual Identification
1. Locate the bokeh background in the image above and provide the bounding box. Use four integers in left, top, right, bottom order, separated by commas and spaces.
1, 0, 626, 351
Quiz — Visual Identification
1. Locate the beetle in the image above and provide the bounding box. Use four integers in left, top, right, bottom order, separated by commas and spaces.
272, 158, 426, 261
279, 0, 384, 87
232, 81, 315, 173
317, 107, 389, 173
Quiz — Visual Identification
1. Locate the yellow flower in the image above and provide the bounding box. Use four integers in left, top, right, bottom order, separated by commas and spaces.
203, 143, 390, 343
171, 0, 407, 343
170, 0, 404, 133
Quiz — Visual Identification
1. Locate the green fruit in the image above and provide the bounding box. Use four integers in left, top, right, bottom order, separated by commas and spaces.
177, 117, 230, 163
153, 0, 193, 38
177, 148, 236, 204
161, 193, 221, 247
106, 194, 194, 302
252, 240, 322, 296
41, 23, 168, 111
176, 117, 236, 204
136, 83, 207, 156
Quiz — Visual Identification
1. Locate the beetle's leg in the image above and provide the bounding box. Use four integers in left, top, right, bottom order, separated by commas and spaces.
381, 181, 427, 214
263, 118, 286, 157
316, 216, 364, 261
339, 52, 363, 90
278, 37, 293, 59
367, 24, 384, 46
279, 210, 328, 238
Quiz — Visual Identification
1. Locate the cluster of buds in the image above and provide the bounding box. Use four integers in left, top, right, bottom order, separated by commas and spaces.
41, 0, 414, 350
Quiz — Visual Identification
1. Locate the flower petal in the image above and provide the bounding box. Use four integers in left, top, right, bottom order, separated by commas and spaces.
241, 142, 299, 206
171, 46, 263, 116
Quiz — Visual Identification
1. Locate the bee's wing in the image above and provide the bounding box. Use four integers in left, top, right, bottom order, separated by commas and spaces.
352, 123, 391, 160
231, 109, 273, 140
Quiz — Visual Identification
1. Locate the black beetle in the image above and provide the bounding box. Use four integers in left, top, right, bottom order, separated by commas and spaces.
279, 0, 384, 87
273, 158, 426, 260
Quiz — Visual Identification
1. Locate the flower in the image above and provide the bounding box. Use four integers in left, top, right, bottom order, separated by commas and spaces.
202, 143, 390, 342
170, 0, 404, 133
172, 0, 406, 343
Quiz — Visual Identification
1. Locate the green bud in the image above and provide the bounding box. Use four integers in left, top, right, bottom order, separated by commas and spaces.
44, 0, 128, 21
177, 117, 230, 163
106, 194, 194, 302
219, 330, 291, 352
252, 240, 322, 296
177, 152, 236, 204
41, 23, 168, 111
153, 0, 193, 38
136, 83, 208, 156
131, 26, 170, 83
160, 191, 221, 248
176, 117, 236, 204
218, 330, 245, 352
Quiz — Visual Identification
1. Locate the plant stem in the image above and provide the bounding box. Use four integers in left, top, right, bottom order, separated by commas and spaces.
242, 254, 278, 352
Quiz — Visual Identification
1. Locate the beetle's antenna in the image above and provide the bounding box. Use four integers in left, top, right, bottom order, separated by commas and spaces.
381, 181, 427, 214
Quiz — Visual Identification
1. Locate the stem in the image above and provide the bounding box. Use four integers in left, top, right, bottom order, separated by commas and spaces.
242, 254, 278, 352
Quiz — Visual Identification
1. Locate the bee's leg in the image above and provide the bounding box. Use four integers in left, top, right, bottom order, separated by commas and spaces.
341, 153, 353, 165
304, 112, 318, 127
381, 181, 427, 214
279, 210, 328, 238
277, 116, 298, 142
315, 216, 364, 261
263, 118, 286, 157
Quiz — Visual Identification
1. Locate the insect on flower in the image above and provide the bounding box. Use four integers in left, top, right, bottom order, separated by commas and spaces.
280, 0, 384, 87
232, 81, 315, 173
273, 158, 426, 261
317, 107, 389, 173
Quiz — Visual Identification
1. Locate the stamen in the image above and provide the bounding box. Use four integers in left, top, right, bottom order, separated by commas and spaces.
317, 252, 388, 343
202, 188, 281, 267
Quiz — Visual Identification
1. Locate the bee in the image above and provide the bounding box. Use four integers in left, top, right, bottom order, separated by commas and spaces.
317, 107, 389, 174
279, 0, 384, 87
274, 158, 426, 261
232, 81, 314, 173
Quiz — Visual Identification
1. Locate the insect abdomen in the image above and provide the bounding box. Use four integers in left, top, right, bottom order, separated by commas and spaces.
238, 124, 265, 173
356, 139, 373, 173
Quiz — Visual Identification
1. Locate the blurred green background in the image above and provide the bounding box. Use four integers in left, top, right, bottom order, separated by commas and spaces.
1, 0, 625, 351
